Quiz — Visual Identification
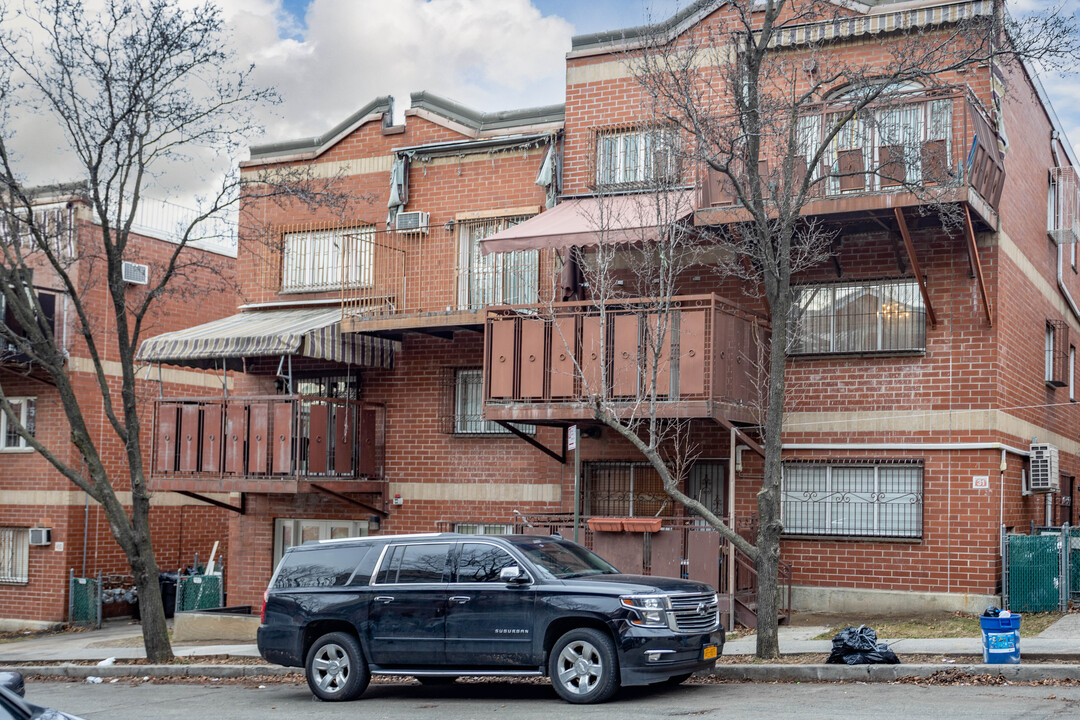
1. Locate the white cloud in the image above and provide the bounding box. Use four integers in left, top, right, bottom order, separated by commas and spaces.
236, 0, 573, 145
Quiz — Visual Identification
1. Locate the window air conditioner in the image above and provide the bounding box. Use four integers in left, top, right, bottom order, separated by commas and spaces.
29, 528, 51, 546
395, 211, 429, 234
1029, 443, 1060, 493
122, 261, 149, 285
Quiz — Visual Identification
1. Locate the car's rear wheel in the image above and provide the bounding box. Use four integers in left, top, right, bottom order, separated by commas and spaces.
305, 632, 370, 701
548, 628, 619, 704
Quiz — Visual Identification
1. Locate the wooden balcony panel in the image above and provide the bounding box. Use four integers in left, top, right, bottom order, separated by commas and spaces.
482, 294, 767, 424
150, 395, 386, 494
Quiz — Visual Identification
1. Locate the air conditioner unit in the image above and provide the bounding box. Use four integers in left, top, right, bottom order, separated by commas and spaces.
122, 261, 149, 285
395, 211, 429, 234
1030, 443, 1060, 493
29, 528, 51, 546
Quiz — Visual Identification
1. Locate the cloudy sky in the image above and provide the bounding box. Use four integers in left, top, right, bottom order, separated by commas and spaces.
6, 0, 1079, 201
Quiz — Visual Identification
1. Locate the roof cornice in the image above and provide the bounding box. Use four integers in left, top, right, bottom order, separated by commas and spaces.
244, 96, 394, 165
408, 91, 565, 135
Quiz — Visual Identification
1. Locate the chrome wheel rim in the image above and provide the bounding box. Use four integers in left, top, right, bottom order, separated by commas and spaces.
556, 639, 603, 696
312, 642, 350, 694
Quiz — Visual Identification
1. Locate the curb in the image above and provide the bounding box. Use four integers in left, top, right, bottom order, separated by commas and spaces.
713, 663, 1080, 682
0, 664, 298, 679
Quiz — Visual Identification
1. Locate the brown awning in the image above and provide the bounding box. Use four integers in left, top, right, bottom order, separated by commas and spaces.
479, 190, 695, 254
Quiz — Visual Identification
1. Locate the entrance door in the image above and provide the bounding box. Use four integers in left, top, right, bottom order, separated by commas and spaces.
687, 461, 727, 525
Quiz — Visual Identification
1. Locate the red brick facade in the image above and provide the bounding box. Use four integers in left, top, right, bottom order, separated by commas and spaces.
0, 199, 234, 627
153, 1, 1079, 617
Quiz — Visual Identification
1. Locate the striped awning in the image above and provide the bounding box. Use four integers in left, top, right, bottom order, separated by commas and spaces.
136, 307, 395, 369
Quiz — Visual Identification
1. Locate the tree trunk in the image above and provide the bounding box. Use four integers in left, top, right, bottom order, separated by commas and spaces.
128, 539, 173, 663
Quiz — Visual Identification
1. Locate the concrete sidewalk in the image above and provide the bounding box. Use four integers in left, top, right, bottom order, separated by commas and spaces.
0, 615, 1078, 683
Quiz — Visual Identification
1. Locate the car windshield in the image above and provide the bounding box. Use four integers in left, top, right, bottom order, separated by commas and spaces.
514, 539, 619, 579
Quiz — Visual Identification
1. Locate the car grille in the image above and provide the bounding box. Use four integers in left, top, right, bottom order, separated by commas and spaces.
668, 592, 719, 633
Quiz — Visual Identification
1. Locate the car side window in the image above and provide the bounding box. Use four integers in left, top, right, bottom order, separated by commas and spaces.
456, 543, 520, 583
377, 543, 451, 584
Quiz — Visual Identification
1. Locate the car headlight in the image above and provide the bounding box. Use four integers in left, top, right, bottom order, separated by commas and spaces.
620, 594, 670, 627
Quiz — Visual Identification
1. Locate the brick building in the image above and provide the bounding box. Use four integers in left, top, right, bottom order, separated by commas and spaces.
0, 187, 235, 629
141, 0, 1078, 621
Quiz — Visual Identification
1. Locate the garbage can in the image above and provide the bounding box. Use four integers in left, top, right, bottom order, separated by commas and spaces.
980, 613, 1021, 664
158, 572, 178, 619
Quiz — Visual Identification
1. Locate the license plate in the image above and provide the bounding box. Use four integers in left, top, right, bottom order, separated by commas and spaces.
703, 645, 717, 660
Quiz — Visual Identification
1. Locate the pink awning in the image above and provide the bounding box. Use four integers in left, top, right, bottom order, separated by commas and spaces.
479, 190, 695, 254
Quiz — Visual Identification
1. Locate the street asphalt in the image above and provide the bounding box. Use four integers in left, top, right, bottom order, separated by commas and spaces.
0, 614, 1078, 683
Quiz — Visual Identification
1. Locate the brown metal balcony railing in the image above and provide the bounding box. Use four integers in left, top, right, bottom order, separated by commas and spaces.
697, 89, 1005, 225
483, 294, 768, 424
150, 396, 385, 491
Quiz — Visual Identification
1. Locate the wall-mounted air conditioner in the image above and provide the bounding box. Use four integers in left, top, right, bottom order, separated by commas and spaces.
122, 261, 149, 285
29, 528, 51, 546
1030, 443, 1060, 493
395, 211, 429, 234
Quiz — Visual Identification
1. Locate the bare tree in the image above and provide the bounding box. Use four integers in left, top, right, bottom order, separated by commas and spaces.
0, 0, 340, 661
555, 0, 1080, 659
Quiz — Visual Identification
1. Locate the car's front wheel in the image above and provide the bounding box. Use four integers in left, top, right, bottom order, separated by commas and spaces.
305, 632, 370, 702
548, 628, 620, 704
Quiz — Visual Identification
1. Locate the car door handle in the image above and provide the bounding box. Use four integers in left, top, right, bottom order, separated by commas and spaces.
374, 596, 394, 604
449, 596, 471, 605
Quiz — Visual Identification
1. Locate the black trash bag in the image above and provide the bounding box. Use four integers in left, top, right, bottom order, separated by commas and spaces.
825, 625, 900, 665
982, 606, 1002, 617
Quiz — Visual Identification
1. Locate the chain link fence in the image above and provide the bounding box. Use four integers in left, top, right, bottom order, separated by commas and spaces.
1003, 524, 1080, 612
68, 570, 101, 627
175, 574, 223, 612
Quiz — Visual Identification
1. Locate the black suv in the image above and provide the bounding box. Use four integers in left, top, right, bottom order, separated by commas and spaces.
258, 533, 723, 704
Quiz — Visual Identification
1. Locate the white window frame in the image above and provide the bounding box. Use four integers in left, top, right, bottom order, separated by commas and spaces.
0, 396, 35, 451
0, 528, 29, 583
1047, 323, 1056, 384
454, 523, 513, 535
594, 126, 680, 188
281, 225, 374, 293
456, 214, 538, 310
272, 518, 369, 570
1070, 345, 1076, 401
781, 462, 923, 539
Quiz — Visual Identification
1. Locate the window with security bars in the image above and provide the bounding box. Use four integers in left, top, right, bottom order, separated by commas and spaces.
281, 225, 374, 292
0, 528, 29, 583
454, 523, 513, 535
457, 215, 537, 310
582, 461, 671, 518
791, 279, 926, 354
594, 126, 680, 188
781, 461, 923, 538
0, 397, 35, 450
440, 368, 534, 436
1046, 319, 1070, 387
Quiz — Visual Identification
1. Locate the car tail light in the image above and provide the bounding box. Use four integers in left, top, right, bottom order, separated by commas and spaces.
260, 589, 268, 624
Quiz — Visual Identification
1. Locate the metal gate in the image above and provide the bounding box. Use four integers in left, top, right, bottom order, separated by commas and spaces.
1003, 524, 1080, 612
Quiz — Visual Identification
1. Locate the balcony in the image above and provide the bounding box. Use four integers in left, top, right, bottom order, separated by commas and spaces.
695, 89, 1005, 232
279, 213, 558, 338
150, 396, 385, 497
483, 294, 767, 424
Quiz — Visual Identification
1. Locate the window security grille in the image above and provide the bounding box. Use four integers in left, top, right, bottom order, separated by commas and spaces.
781, 460, 923, 538
791, 279, 926, 355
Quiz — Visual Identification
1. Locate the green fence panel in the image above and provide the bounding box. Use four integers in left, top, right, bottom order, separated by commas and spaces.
1008, 534, 1060, 612
70, 575, 99, 625
176, 574, 222, 611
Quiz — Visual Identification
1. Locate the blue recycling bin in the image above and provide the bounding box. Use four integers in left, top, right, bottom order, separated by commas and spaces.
980, 613, 1021, 664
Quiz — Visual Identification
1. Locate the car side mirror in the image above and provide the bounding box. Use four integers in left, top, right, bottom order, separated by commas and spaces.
500, 566, 529, 585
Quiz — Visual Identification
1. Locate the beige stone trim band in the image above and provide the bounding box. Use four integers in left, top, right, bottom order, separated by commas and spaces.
0, 490, 234, 507
68, 357, 232, 391
388, 482, 560, 504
